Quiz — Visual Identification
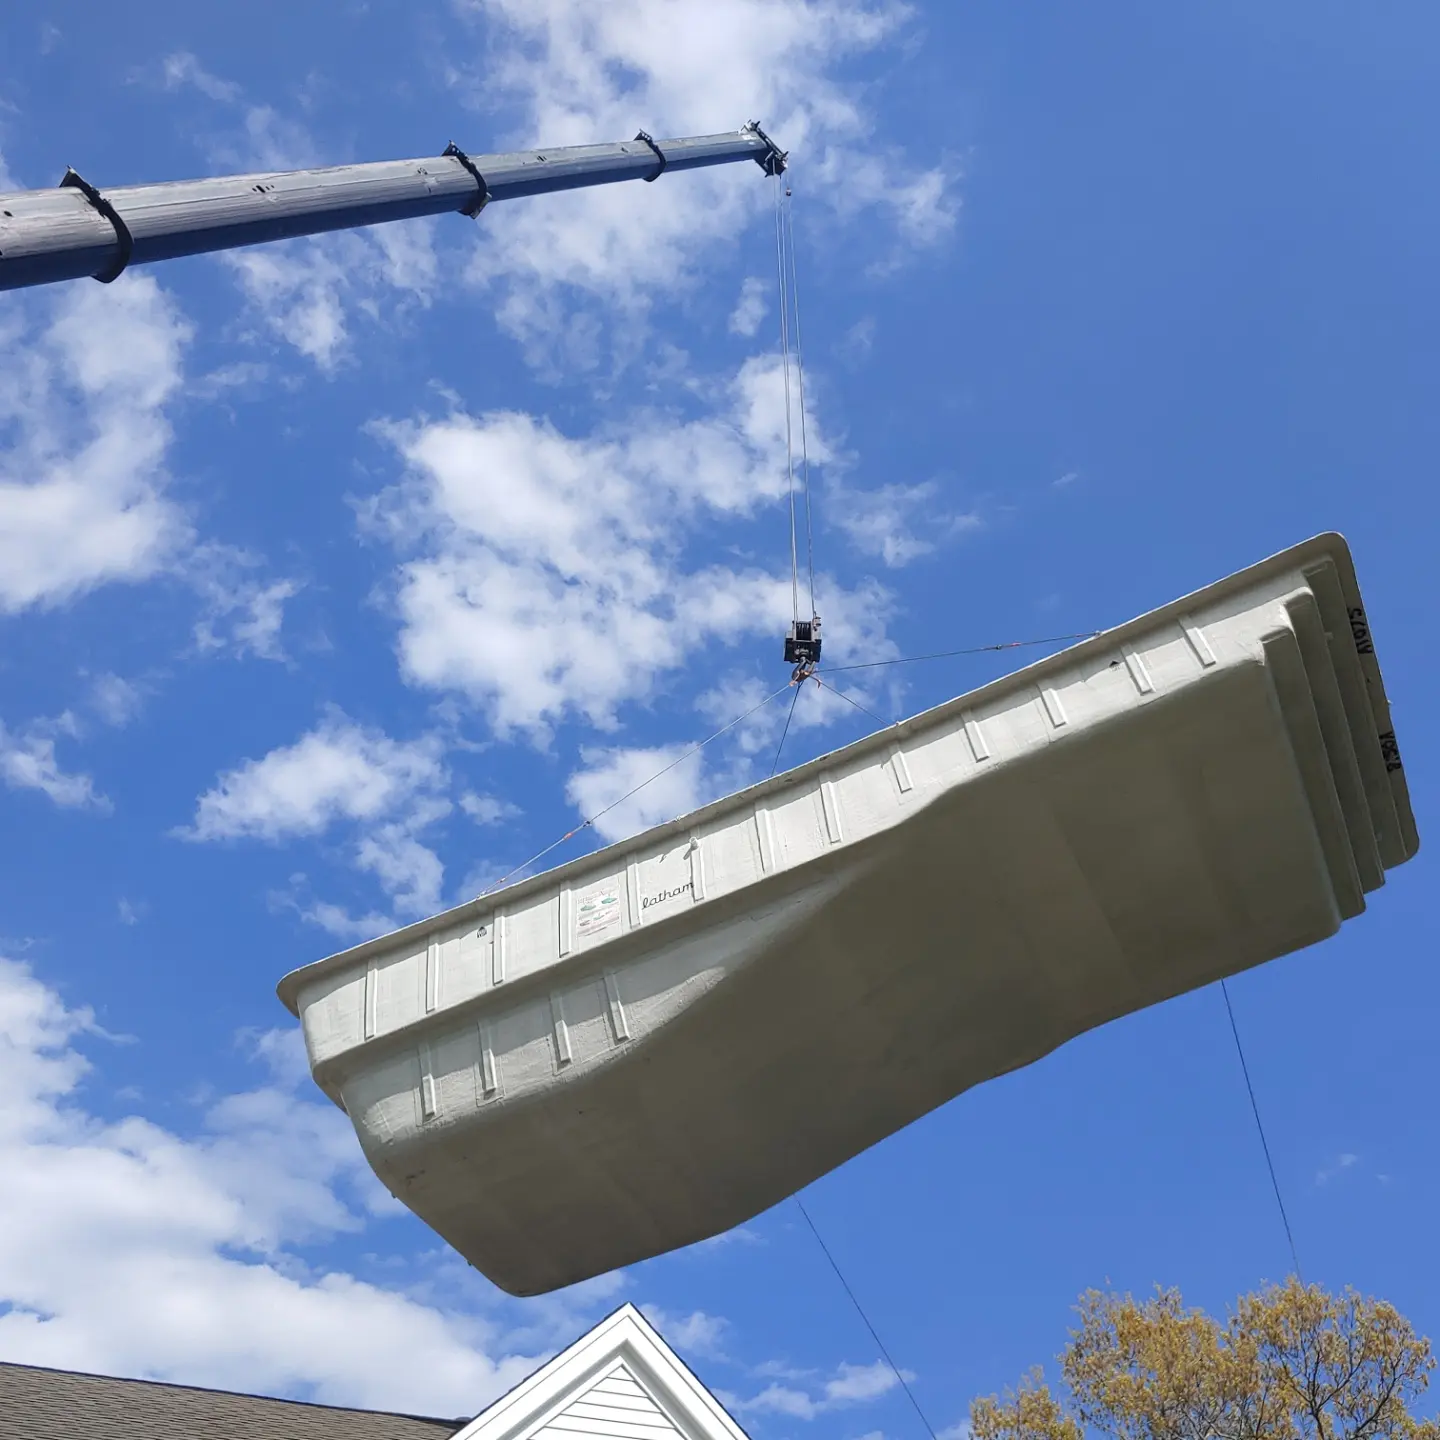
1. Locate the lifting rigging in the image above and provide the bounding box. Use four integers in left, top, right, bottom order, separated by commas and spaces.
1, 113, 818, 679
17, 110, 1414, 1304
772, 176, 824, 682
3, 112, 814, 684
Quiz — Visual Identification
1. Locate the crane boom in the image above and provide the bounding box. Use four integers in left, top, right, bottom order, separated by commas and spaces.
0, 124, 786, 295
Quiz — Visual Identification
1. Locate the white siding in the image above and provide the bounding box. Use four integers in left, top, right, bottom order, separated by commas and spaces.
534, 1365, 684, 1440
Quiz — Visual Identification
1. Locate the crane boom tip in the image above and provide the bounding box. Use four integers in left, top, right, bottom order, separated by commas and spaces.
742, 121, 788, 176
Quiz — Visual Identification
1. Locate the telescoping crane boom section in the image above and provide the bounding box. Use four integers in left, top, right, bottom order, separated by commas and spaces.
0, 124, 786, 294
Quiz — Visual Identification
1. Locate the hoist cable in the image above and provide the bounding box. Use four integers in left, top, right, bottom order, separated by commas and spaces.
773, 175, 801, 625
480, 680, 793, 897
783, 184, 817, 619
770, 682, 804, 777
794, 1196, 940, 1440
818, 632, 1103, 675
1220, 980, 1304, 1280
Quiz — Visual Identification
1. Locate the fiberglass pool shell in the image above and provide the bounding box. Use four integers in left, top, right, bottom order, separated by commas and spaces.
278, 533, 1417, 1296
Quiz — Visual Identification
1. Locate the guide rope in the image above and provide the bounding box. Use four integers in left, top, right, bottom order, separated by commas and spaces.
482, 627, 1106, 897
819, 632, 1103, 675
813, 673, 894, 730
479, 680, 793, 896
1220, 980, 1304, 1280
795, 1196, 940, 1440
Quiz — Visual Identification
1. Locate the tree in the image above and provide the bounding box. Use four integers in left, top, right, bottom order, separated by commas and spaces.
970, 1281, 1439, 1440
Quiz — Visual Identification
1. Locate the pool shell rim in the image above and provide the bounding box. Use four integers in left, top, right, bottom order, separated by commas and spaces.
275, 529, 1418, 1020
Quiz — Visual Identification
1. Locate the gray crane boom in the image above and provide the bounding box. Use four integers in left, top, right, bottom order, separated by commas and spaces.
0, 124, 786, 295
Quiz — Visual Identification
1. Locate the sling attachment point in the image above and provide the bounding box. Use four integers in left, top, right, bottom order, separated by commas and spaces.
59, 168, 133, 284
634, 131, 666, 182
442, 142, 490, 218
785, 615, 822, 683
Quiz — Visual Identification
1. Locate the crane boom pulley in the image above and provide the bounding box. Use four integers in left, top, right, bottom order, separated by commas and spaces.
0, 122, 786, 294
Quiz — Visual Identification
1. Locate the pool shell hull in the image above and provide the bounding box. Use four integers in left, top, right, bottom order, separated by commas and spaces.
278, 534, 1418, 1296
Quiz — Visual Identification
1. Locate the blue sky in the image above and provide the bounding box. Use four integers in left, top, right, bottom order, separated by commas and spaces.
1, 0, 1436, 1431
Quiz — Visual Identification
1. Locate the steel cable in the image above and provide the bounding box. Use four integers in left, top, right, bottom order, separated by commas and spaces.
783, 184, 817, 620
480, 680, 794, 897
773, 175, 801, 625
1221, 980, 1304, 1280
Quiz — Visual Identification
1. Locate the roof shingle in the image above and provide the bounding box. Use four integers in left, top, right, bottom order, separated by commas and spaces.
0, 1360, 467, 1440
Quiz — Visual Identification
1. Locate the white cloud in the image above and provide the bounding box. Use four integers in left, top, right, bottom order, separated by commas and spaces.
154, 50, 438, 370
221, 224, 441, 373
186, 712, 446, 843
695, 669, 876, 758
276, 891, 396, 946
830, 152, 959, 259
0, 955, 545, 1414
222, 222, 441, 372
452, 0, 955, 365
751, 1359, 821, 1381
0, 276, 192, 613
565, 743, 709, 844
729, 277, 770, 338
825, 1361, 909, 1404
460, 792, 521, 826
1315, 1152, 1360, 1187
187, 543, 302, 662
190, 360, 272, 398
833, 481, 983, 567
226, 247, 351, 371
0, 252, 304, 641
160, 50, 242, 104
353, 801, 452, 917
225, 578, 300, 659
694, 1224, 763, 1249
562, 652, 900, 843
639, 1306, 728, 1360
187, 714, 454, 935
0, 716, 109, 812
156, 50, 320, 172
89, 673, 146, 728
736, 1360, 907, 1419
372, 352, 892, 736
836, 317, 876, 366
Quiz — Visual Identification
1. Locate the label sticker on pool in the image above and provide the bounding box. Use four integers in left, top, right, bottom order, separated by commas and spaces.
575, 887, 623, 941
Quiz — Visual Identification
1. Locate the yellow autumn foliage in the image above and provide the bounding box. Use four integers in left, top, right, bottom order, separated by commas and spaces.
971, 1281, 1438, 1440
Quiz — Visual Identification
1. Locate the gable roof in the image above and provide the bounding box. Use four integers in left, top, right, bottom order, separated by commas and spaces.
0, 1359, 466, 1440
455, 1305, 749, 1440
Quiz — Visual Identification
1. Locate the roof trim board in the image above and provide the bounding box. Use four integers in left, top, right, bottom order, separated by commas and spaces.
454, 1306, 748, 1440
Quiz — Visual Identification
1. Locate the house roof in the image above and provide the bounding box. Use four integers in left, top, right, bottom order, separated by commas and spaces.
0, 1303, 745, 1440
0, 1359, 467, 1440
452, 1304, 751, 1440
